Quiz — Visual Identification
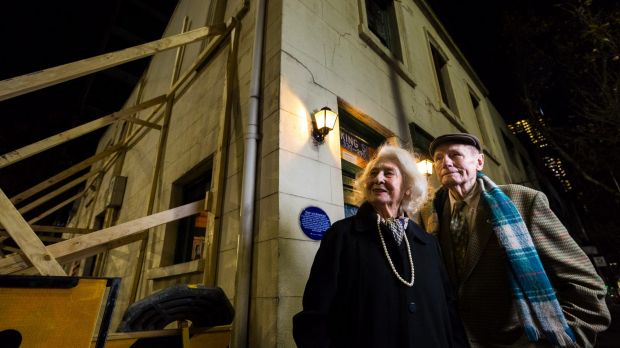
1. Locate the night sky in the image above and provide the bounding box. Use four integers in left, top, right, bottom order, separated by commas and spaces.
0, 1, 177, 224
425, 0, 537, 121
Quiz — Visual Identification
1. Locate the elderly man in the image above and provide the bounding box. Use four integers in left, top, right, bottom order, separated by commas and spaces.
421, 133, 610, 347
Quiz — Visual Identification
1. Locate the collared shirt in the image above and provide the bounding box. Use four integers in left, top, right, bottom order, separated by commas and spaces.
448, 182, 481, 234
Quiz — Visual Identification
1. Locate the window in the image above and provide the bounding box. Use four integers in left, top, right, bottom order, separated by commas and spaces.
164, 159, 213, 265
339, 108, 385, 218
409, 123, 433, 159
469, 91, 491, 148
365, 0, 402, 60
174, 176, 210, 264
501, 131, 517, 164
357, 0, 416, 87
430, 44, 457, 113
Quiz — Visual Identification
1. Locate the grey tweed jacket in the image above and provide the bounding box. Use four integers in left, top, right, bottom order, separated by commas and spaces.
420, 184, 610, 347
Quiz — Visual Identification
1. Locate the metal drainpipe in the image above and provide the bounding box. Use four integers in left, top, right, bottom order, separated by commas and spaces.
232, 0, 266, 347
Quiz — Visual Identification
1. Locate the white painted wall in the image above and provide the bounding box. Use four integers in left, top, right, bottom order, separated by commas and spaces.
277, 0, 533, 346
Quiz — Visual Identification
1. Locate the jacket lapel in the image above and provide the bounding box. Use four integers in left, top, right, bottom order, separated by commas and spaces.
461, 200, 493, 283
438, 198, 459, 285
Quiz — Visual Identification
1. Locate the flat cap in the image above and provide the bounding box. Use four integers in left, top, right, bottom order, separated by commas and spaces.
429, 133, 482, 155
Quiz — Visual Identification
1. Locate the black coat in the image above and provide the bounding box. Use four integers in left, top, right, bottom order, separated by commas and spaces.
293, 203, 467, 348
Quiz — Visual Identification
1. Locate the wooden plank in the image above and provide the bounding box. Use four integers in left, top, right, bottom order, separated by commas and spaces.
120, 23, 233, 153
116, 115, 162, 130
169, 21, 234, 98
0, 278, 107, 347
0, 26, 218, 101
203, 24, 239, 286
190, 329, 231, 348
11, 145, 121, 205
93, 116, 133, 276
96, 325, 231, 340
92, 207, 116, 276
0, 95, 165, 169
18, 170, 100, 215
181, 320, 191, 348
129, 95, 174, 301
0, 200, 204, 274
171, 17, 191, 87
146, 259, 204, 280
1, 245, 19, 253
120, 20, 234, 155
27, 191, 84, 225
0, 189, 66, 275
0, 225, 95, 235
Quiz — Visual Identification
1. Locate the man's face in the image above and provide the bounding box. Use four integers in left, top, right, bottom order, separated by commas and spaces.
432, 143, 484, 189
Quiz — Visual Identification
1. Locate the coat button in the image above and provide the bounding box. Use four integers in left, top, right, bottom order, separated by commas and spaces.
408, 302, 417, 313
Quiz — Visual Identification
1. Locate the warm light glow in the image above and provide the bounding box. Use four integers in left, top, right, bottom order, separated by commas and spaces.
416, 159, 433, 176
315, 107, 337, 130
312, 106, 338, 143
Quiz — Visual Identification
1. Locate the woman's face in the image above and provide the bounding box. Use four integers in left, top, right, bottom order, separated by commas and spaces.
365, 160, 404, 217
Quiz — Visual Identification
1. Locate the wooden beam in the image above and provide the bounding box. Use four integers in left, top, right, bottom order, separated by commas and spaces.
10, 145, 121, 205
93, 122, 132, 276
1, 245, 19, 254
0, 225, 95, 235
0, 95, 165, 169
145, 259, 204, 280
169, 20, 234, 98
129, 94, 173, 301
116, 115, 162, 130
203, 23, 239, 286
120, 20, 234, 155
0, 200, 204, 275
18, 170, 100, 215
171, 17, 191, 87
121, 23, 233, 153
27, 191, 84, 225
0, 189, 66, 275
0, 26, 219, 101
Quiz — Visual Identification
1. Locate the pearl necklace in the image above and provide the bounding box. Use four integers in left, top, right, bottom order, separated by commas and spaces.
376, 215, 415, 287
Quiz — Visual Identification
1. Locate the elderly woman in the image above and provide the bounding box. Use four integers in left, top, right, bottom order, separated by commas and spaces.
293, 144, 466, 347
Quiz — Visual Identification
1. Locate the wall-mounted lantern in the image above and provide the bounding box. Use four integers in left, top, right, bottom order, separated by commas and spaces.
311, 107, 338, 143
416, 159, 433, 176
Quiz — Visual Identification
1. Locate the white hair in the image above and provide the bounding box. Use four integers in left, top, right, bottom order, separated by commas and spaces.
353, 144, 428, 216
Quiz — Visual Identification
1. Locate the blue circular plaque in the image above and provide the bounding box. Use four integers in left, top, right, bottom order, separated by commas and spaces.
299, 206, 331, 240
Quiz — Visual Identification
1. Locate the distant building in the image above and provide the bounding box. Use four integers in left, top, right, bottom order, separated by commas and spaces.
509, 119, 572, 192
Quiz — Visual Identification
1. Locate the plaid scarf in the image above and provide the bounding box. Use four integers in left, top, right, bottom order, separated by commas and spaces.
380, 216, 409, 245
477, 172, 576, 347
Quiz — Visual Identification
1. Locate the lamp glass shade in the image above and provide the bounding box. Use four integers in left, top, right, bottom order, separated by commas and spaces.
314, 107, 338, 130
416, 159, 433, 175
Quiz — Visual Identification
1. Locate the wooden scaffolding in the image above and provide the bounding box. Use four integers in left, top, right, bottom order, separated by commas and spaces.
0, 14, 241, 305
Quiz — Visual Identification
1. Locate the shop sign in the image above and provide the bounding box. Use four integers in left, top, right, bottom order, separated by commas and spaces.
340, 130, 371, 168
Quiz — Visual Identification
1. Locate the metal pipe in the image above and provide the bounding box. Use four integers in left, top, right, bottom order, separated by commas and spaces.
232, 0, 266, 347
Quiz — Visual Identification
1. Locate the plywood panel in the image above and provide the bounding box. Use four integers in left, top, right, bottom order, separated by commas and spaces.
0, 278, 107, 347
